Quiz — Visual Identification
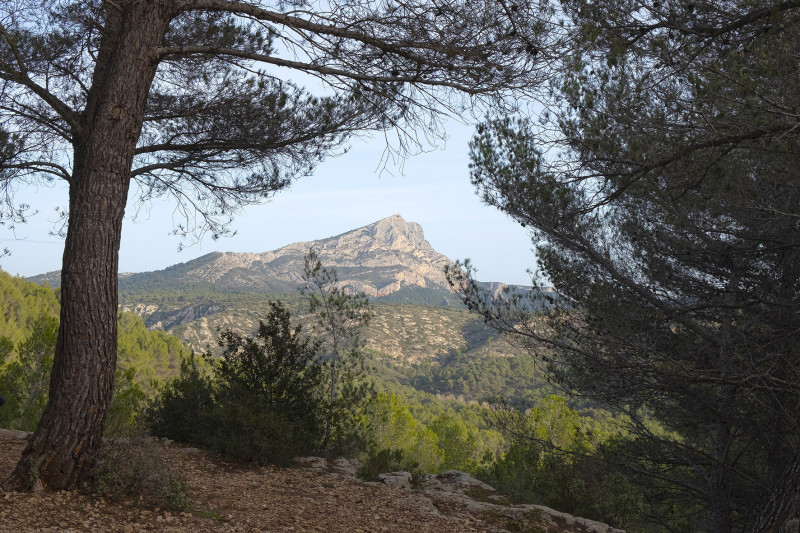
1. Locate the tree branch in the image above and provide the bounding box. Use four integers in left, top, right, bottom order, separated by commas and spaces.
0, 22, 81, 134
155, 45, 484, 94
1, 161, 72, 181
577, 122, 797, 215
179, 0, 452, 54
616, 0, 800, 44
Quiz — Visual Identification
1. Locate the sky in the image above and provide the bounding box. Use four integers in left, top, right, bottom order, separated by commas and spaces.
0, 120, 537, 286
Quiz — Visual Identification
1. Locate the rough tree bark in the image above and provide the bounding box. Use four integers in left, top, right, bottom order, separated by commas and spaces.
3, 1, 172, 491
754, 449, 800, 533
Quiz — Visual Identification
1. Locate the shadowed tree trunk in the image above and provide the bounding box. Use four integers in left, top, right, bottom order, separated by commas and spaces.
754, 450, 800, 533
3, 1, 171, 491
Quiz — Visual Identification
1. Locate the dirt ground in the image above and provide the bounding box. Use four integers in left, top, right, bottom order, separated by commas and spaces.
0, 429, 621, 533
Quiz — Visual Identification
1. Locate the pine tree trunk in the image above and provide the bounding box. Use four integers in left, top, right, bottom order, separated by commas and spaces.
2, 1, 171, 491
753, 450, 800, 533
324, 361, 337, 448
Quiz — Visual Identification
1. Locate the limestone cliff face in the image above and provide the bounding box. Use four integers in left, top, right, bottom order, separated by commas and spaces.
135, 215, 454, 297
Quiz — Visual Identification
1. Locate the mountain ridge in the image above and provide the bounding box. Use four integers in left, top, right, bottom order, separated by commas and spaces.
22, 214, 545, 370
30, 215, 467, 301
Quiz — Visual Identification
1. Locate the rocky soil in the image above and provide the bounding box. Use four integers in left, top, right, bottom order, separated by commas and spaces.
0, 429, 623, 533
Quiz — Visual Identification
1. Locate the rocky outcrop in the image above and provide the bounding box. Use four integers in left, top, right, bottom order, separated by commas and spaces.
377, 471, 413, 489
120, 303, 226, 331
414, 471, 626, 533
120, 303, 161, 317
146, 303, 225, 330
370, 469, 627, 533
299, 459, 627, 533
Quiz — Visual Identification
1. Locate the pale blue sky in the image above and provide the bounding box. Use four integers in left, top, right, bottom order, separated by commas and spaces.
0, 120, 536, 285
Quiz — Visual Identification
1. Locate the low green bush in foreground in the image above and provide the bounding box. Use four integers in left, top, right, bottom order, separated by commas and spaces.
87, 439, 190, 511
147, 301, 326, 465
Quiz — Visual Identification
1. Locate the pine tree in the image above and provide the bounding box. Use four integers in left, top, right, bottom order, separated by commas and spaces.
449, 2, 800, 530
300, 249, 373, 452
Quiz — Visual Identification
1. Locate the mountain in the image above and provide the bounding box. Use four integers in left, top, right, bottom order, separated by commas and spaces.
29, 215, 545, 361
32, 215, 462, 304
24, 215, 554, 401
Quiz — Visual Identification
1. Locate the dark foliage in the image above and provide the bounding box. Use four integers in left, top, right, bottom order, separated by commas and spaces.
450, 2, 800, 530
215, 301, 326, 456
148, 301, 325, 464
147, 353, 218, 446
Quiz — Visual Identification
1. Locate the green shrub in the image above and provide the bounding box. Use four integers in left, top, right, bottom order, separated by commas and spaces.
214, 301, 325, 448
203, 390, 311, 466
0, 312, 57, 431
362, 393, 444, 474
87, 439, 190, 511
356, 447, 419, 481
104, 367, 149, 437
477, 397, 645, 529
146, 352, 216, 446
147, 301, 326, 464
430, 411, 480, 471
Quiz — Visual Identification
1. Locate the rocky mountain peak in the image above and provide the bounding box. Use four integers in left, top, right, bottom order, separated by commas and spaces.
368, 214, 427, 250
298, 215, 444, 265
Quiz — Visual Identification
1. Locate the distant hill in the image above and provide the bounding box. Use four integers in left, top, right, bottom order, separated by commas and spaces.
24, 216, 556, 403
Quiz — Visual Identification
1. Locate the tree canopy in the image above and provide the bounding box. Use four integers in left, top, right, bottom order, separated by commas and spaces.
449, 1, 800, 531
1, 0, 559, 238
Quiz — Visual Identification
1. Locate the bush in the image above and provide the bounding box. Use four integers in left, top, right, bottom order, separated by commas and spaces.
147, 301, 326, 464
361, 393, 444, 474
87, 439, 190, 511
356, 447, 418, 481
203, 388, 312, 466
146, 352, 216, 446
214, 301, 325, 447
0, 312, 57, 431
477, 397, 645, 529
104, 368, 149, 437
